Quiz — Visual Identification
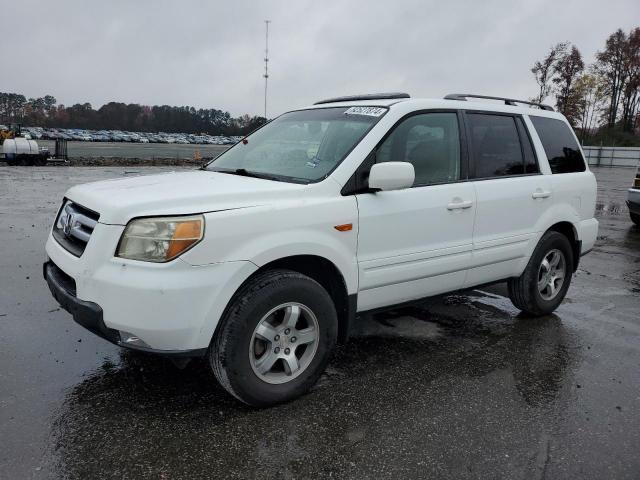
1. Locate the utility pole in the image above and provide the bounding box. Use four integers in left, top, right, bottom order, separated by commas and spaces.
263, 20, 271, 120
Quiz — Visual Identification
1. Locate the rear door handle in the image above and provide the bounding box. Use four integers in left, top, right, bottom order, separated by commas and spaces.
532, 190, 551, 199
447, 199, 473, 210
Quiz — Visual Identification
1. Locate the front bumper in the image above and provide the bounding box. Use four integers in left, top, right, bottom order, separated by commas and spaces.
44, 261, 119, 344
43, 261, 206, 357
45, 224, 258, 352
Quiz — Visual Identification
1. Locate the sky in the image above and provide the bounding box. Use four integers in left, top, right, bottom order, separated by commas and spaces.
3, 0, 639, 118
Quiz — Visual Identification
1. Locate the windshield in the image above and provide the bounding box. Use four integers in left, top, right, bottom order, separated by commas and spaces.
205, 106, 387, 183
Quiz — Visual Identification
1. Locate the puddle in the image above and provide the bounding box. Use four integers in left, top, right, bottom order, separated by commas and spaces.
469, 289, 522, 316
623, 269, 640, 287
595, 202, 627, 216
356, 313, 443, 340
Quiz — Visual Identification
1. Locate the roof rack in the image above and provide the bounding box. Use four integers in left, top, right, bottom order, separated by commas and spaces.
314, 92, 410, 105
444, 93, 554, 111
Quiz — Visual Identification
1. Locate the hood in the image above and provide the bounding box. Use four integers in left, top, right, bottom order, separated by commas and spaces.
65, 170, 307, 224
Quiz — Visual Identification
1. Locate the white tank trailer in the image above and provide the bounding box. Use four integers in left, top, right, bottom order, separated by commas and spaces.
2, 137, 50, 165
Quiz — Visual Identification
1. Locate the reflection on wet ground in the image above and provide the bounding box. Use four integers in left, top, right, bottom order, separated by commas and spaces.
1, 166, 639, 479
50, 292, 575, 479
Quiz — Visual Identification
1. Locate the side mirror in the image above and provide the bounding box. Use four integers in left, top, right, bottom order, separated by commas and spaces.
368, 162, 415, 191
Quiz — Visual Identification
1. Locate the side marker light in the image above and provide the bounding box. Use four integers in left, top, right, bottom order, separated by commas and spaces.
334, 223, 353, 232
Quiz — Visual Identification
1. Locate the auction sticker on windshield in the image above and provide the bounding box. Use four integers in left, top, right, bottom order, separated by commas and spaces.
344, 106, 386, 117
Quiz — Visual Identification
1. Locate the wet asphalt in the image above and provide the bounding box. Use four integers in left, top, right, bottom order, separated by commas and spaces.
0, 166, 639, 479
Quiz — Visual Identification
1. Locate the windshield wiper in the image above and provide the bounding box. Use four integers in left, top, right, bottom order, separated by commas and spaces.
208, 167, 311, 184
214, 168, 281, 182
233, 168, 275, 179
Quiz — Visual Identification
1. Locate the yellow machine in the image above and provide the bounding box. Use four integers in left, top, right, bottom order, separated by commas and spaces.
0, 125, 16, 142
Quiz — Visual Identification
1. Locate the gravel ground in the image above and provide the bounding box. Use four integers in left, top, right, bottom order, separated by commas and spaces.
0, 166, 639, 479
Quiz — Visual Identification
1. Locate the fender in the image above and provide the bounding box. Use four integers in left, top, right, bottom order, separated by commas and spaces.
513, 203, 582, 275
182, 197, 359, 293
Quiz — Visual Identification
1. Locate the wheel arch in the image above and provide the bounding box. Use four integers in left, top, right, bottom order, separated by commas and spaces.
255, 255, 355, 344
214, 255, 355, 346
546, 221, 581, 271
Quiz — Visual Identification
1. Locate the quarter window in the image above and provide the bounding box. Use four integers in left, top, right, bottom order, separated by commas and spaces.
376, 113, 461, 185
530, 116, 586, 174
467, 113, 528, 178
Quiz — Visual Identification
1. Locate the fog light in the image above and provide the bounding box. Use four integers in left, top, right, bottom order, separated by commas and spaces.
119, 331, 150, 348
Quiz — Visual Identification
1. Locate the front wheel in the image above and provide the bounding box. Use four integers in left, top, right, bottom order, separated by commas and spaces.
631, 212, 640, 226
210, 269, 337, 407
508, 231, 574, 316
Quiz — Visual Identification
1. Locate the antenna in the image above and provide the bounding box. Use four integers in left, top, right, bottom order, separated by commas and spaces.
263, 20, 271, 119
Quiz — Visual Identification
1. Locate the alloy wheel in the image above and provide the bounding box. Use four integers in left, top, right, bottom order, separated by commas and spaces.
249, 302, 319, 384
537, 249, 566, 301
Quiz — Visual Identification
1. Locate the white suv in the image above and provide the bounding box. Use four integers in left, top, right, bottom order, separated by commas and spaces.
44, 93, 598, 406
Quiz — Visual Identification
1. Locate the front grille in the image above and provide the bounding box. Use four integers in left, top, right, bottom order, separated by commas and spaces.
52, 200, 100, 257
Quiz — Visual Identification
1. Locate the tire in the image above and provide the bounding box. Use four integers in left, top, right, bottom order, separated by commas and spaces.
508, 231, 574, 316
210, 269, 337, 407
631, 212, 640, 226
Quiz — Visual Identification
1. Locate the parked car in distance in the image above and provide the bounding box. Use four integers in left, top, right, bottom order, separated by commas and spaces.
627, 167, 640, 225
23, 126, 242, 145
44, 93, 598, 406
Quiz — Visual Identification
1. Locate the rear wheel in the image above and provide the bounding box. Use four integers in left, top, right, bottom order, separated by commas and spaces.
210, 269, 337, 407
631, 212, 640, 226
508, 231, 574, 316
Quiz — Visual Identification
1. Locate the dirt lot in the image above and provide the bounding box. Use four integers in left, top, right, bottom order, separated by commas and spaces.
0, 166, 639, 479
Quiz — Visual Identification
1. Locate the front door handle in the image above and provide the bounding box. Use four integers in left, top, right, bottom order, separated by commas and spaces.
447, 199, 473, 210
532, 190, 551, 199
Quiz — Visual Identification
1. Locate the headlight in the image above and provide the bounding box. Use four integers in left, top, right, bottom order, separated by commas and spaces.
116, 215, 204, 262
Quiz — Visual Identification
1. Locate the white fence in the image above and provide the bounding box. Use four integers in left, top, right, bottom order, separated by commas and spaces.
583, 146, 640, 168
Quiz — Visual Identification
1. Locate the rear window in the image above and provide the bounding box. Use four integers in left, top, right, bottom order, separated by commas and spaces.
529, 116, 586, 174
467, 113, 529, 178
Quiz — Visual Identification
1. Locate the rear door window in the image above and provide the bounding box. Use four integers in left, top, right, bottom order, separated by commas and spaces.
529, 116, 586, 174
467, 113, 528, 178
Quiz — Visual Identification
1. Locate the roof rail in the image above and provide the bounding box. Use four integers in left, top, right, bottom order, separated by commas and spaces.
444, 93, 554, 111
314, 92, 410, 105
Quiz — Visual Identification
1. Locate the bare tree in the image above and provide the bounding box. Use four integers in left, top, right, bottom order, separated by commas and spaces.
531, 42, 568, 103
553, 45, 585, 123
595, 29, 630, 128
573, 73, 606, 142
620, 28, 640, 132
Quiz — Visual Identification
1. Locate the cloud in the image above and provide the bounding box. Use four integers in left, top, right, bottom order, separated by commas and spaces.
4, 0, 639, 117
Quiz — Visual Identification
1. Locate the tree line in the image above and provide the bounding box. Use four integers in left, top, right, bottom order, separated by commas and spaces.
2, 26, 638, 144
531, 27, 639, 145
0, 93, 266, 136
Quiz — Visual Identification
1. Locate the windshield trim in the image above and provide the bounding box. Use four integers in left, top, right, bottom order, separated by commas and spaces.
203, 105, 389, 184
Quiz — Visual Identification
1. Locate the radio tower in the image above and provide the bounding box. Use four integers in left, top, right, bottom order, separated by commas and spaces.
263, 20, 271, 119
